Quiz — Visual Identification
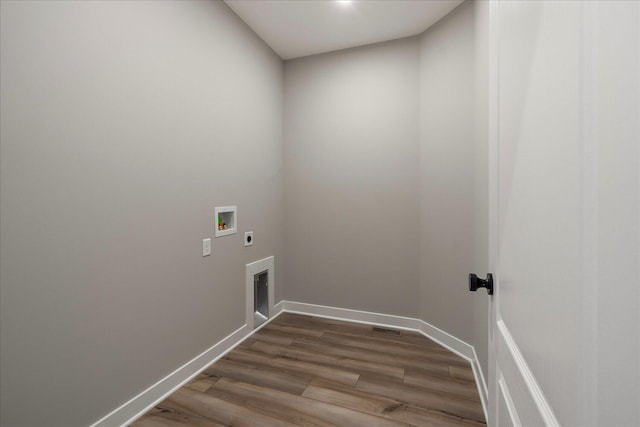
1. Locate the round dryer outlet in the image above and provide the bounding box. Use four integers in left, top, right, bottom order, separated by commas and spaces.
244, 231, 254, 247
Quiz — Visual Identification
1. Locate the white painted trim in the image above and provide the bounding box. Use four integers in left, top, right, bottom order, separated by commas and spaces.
472, 346, 489, 419
89, 302, 284, 427
281, 300, 488, 421
416, 316, 474, 360
90, 324, 247, 427
282, 300, 474, 359
90, 300, 489, 426
487, 0, 500, 424
214, 205, 237, 237
497, 320, 559, 427
245, 256, 275, 329
282, 301, 421, 331
498, 372, 522, 427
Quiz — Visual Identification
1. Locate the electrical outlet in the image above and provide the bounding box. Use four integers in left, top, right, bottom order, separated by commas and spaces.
202, 238, 211, 256
244, 231, 254, 247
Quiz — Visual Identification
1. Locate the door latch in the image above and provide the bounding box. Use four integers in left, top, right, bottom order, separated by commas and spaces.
469, 273, 493, 295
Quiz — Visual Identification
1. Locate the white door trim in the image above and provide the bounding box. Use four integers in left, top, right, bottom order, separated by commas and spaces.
497, 320, 560, 426
245, 256, 275, 329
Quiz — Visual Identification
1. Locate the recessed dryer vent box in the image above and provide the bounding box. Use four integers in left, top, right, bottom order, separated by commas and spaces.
215, 206, 237, 237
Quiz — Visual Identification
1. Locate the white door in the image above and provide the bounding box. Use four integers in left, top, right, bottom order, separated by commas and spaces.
488, 1, 639, 426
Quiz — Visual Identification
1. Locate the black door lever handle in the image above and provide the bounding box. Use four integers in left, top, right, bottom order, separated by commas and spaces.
469, 273, 493, 295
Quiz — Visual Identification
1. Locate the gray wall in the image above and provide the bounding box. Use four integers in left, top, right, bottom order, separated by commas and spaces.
1, 1, 492, 425
419, 0, 489, 376
283, 2, 489, 383
283, 38, 421, 317
0, 1, 283, 426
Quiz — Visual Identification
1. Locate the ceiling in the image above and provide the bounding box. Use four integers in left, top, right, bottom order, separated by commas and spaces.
224, 0, 464, 60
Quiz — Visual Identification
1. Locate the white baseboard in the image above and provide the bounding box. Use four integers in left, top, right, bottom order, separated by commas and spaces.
471, 346, 489, 419
282, 301, 422, 331
417, 319, 488, 420
89, 301, 284, 427
281, 300, 488, 420
90, 300, 490, 426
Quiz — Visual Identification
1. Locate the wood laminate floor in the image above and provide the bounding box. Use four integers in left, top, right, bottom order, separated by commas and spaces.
132, 313, 486, 427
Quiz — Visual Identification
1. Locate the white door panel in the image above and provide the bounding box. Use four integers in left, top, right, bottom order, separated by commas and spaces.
498, 373, 520, 427
490, 2, 579, 424
488, 1, 639, 426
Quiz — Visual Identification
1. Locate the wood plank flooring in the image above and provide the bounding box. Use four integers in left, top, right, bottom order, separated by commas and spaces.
131, 313, 486, 427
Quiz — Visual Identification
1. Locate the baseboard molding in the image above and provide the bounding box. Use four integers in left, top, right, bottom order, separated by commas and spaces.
281, 300, 488, 420
90, 300, 490, 426
90, 301, 284, 427
282, 301, 422, 331
471, 346, 489, 419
